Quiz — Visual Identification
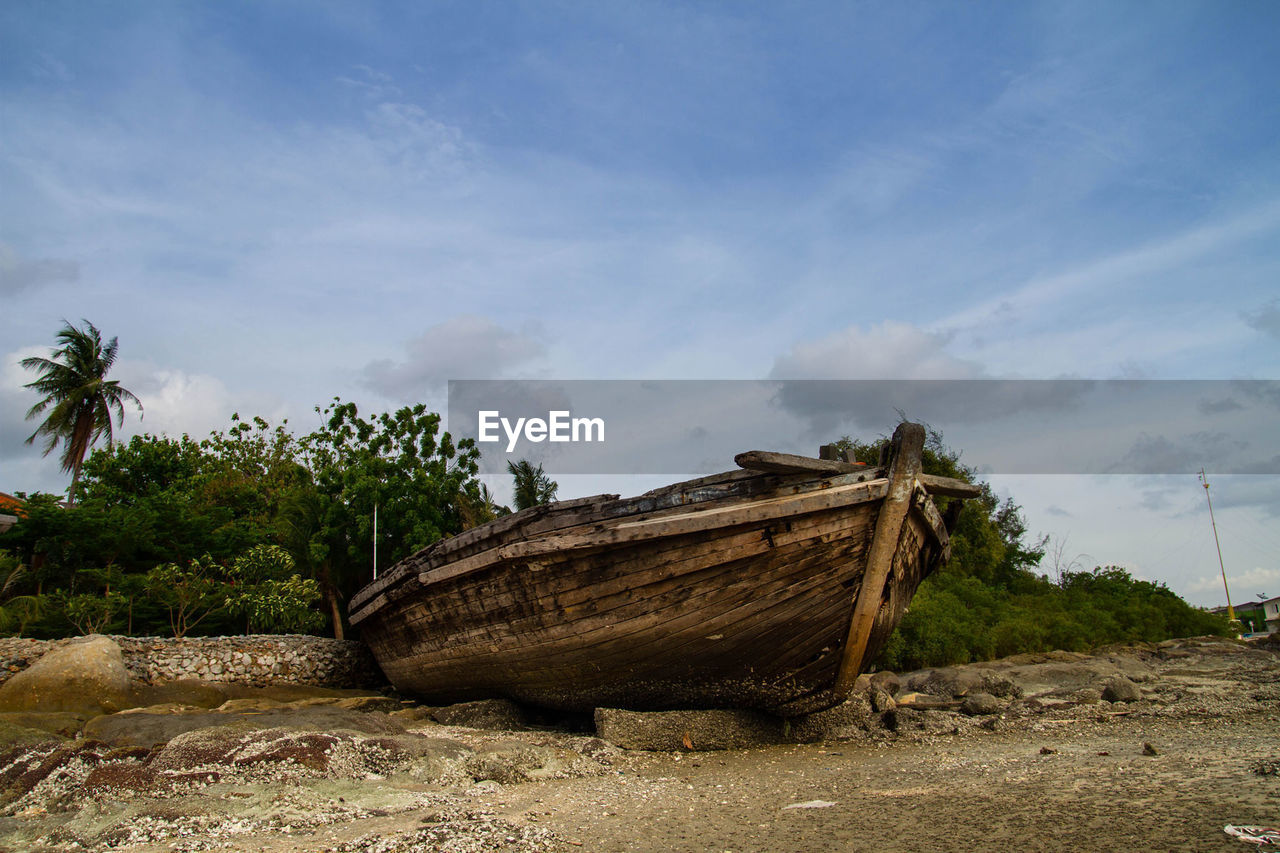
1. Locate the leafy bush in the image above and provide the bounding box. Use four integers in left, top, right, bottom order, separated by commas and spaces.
877, 566, 1231, 672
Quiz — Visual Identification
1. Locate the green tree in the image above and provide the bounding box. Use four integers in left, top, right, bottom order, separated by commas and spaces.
21, 320, 143, 505
145, 556, 229, 638
224, 544, 323, 634
0, 552, 47, 637
292, 399, 482, 637
507, 459, 558, 510
459, 482, 509, 528
55, 577, 126, 635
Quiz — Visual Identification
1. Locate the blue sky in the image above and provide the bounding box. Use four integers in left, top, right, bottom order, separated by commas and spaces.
2, 1, 1278, 606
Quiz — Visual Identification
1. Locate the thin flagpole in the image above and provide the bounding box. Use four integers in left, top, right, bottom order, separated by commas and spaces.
1199, 469, 1233, 622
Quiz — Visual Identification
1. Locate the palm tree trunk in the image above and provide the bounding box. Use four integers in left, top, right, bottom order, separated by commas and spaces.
67, 459, 82, 506
328, 588, 345, 640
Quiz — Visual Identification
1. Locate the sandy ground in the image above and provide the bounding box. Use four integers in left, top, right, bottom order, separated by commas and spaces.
3, 637, 1278, 852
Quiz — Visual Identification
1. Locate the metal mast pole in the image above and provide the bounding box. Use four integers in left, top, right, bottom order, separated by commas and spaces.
373, 501, 378, 581
1199, 469, 1233, 621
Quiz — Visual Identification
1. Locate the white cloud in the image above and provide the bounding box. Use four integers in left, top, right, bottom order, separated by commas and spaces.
362, 315, 548, 401
122, 368, 233, 439
770, 321, 983, 380
112, 362, 289, 444
1187, 565, 1280, 600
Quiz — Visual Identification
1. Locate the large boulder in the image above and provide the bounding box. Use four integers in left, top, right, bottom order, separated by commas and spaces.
0, 637, 137, 717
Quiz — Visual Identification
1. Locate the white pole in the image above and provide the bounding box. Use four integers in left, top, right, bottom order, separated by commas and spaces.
373, 501, 378, 580
1199, 469, 1233, 622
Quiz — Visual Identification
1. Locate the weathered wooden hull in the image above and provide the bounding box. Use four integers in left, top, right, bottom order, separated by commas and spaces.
350, 423, 966, 716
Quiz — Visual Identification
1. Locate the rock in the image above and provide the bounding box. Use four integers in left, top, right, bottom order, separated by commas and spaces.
1101, 677, 1142, 703
895, 692, 961, 710
995, 657, 1154, 698
0, 719, 64, 749
1252, 632, 1280, 652
905, 667, 1021, 700
132, 679, 228, 709
83, 703, 407, 748
145, 725, 470, 785
0, 636, 137, 717
788, 693, 875, 743
906, 667, 986, 698
335, 695, 406, 713
975, 673, 1023, 699
1142, 741, 1159, 756
1251, 758, 1280, 776
960, 692, 1001, 716
389, 735, 474, 784
432, 699, 527, 731
594, 708, 784, 751
216, 683, 374, 703
215, 697, 291, 712
0, 711, 87, 738
868, 671, 901, 696
466, 739, 563, 784
869, 688, 896, 713
390, 705, 438, 723
0, 740, 112, 809
1067, 687, 1103, 705
881, 706, 912, 732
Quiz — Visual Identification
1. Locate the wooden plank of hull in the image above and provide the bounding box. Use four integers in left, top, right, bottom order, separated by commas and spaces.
351, 470, 816, 613
413, 479, 889, 589
372, 529, 868, 689
368, 500, 878, 659
351, 466, 893, 618
398, 504, 874, 636
388, 530, 869, 685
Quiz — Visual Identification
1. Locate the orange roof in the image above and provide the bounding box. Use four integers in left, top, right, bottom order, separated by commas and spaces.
0, 493, 27, 517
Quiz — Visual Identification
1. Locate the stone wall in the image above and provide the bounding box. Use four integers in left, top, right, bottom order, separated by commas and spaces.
0, 634, 385, 689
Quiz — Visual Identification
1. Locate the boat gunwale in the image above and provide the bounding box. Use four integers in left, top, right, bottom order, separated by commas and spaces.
349, 465, 889, 618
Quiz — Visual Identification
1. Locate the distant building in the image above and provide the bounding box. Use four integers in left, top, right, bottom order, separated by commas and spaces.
1218, 598, 1280, 634
1263, 597, 1280, 634
0, 492, 22, 534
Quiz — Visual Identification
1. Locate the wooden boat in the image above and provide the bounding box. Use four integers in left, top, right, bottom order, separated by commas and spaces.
349, 422, 979, 717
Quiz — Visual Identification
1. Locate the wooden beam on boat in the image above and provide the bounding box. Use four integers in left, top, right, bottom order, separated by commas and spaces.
832, 421, 926, 699
917, 473, 983, 499
736, 450, 980, 499
735, 450, 873, 477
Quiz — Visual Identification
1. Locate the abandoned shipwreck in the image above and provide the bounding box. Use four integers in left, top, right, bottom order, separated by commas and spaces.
350, 422, 979, 716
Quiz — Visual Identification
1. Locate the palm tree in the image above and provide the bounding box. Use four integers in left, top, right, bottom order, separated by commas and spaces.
21, 320, 143, 505
507, 459, 558, 511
